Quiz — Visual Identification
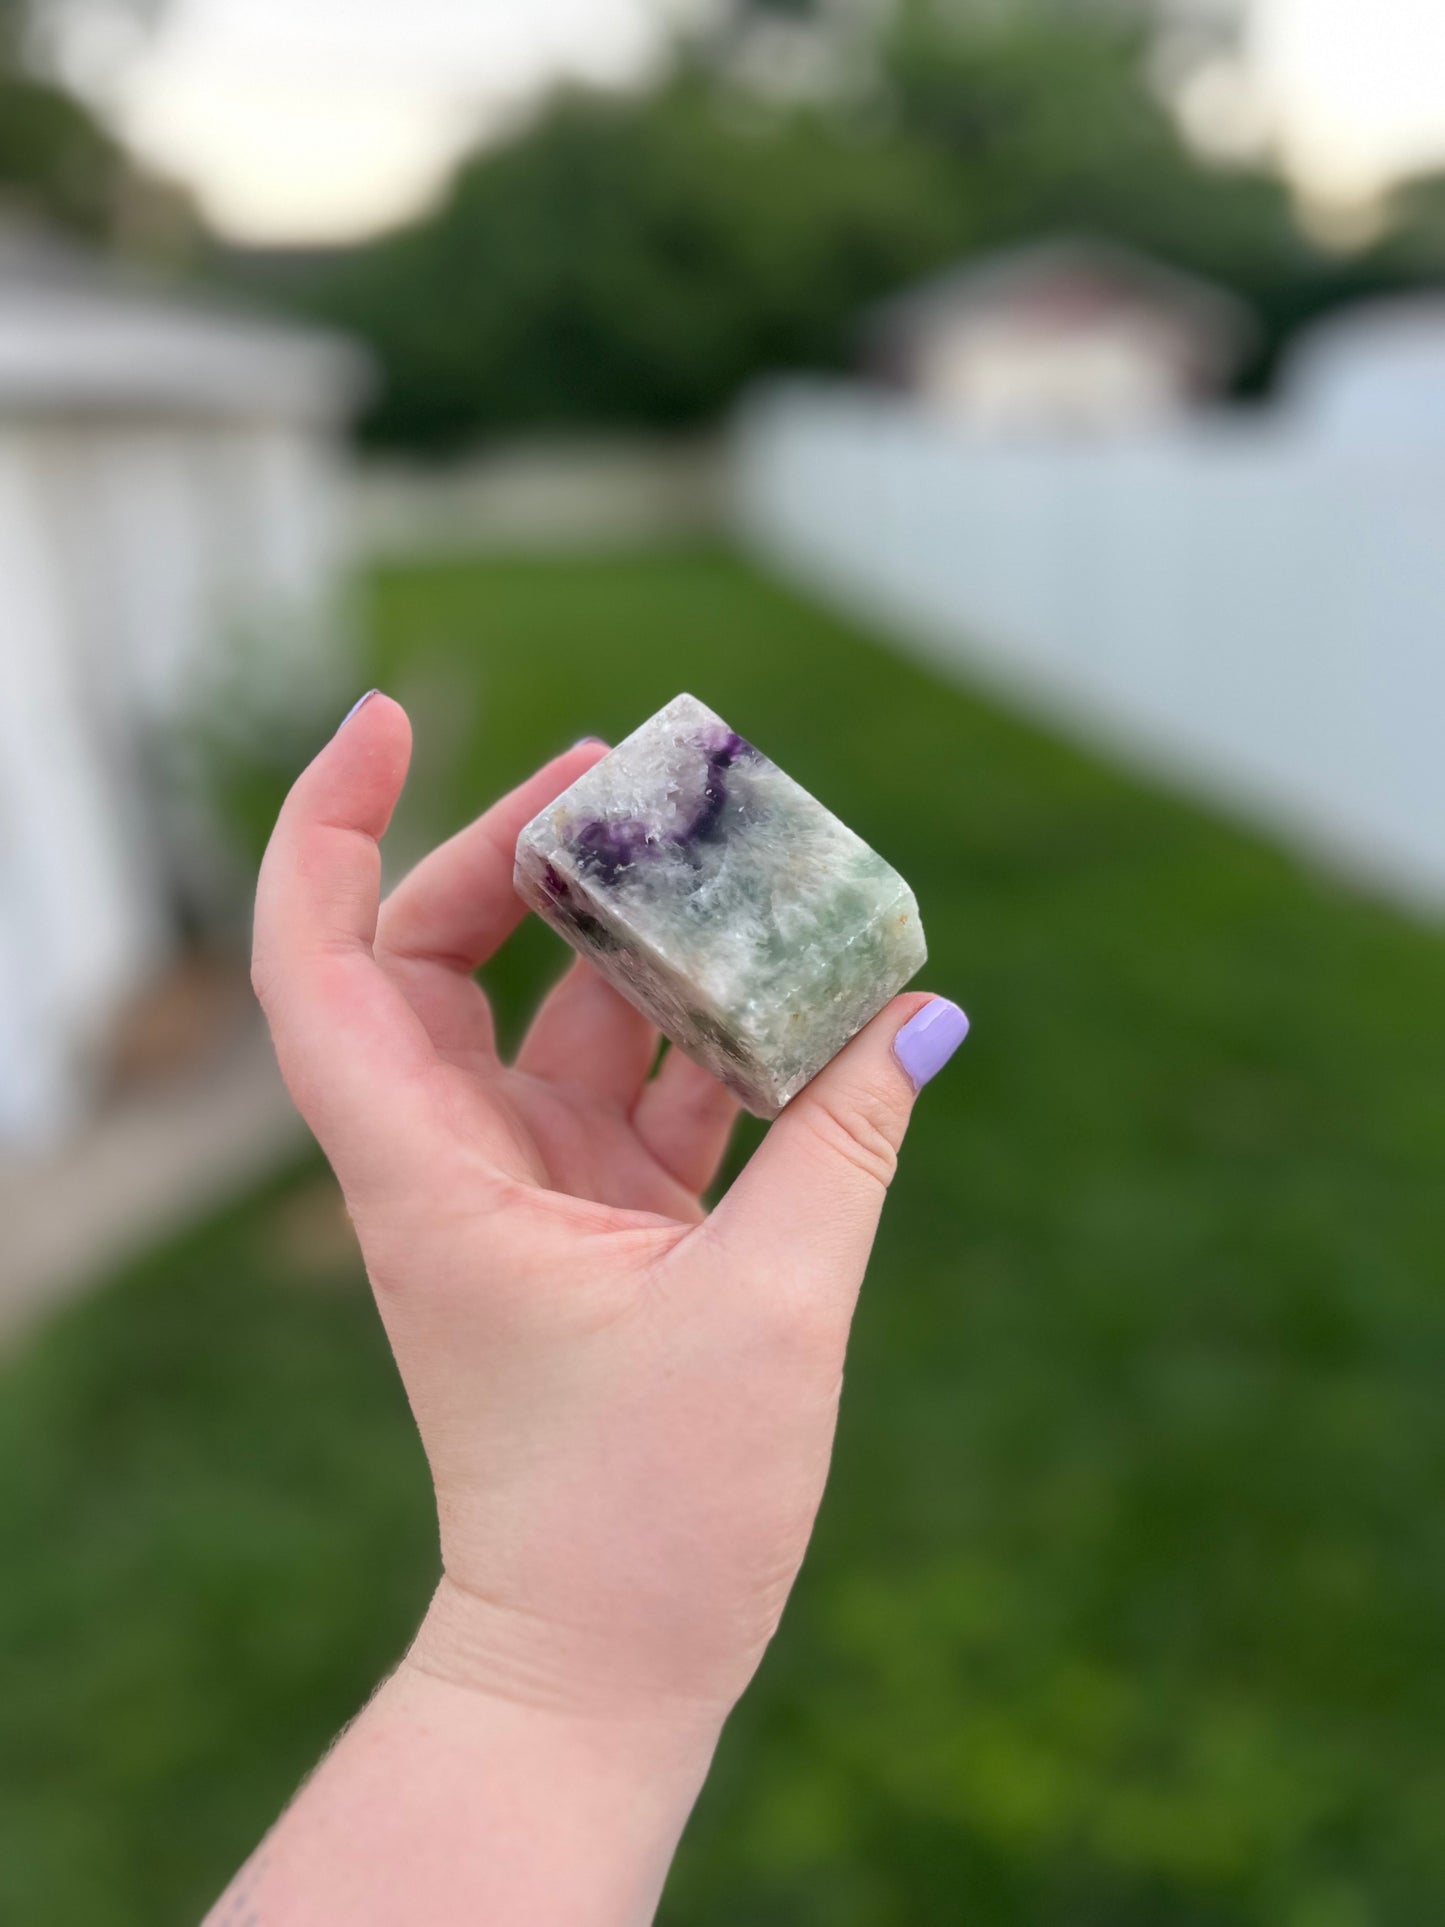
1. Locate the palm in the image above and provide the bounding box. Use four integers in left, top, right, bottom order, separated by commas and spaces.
501, 1070, 715, 1221
362, 741, 739, 1228
428, 1023, 722, 1227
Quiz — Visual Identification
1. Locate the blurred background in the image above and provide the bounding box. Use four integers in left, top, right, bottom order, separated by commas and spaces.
1, 1, 1443, 1920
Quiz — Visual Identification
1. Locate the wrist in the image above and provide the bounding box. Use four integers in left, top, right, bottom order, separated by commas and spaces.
386, 1589, 724, 1925
236, 1591, 725, 1926
404, 1576, 728, 1798
407, 1573, 736, 1747
386, 1651, 722, 1818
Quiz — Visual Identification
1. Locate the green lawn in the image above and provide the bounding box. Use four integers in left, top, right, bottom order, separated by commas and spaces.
2, 548, 1443, 1926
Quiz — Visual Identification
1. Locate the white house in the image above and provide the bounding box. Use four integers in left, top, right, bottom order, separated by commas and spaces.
0, 218, 368, 1150
861, 237, 1256, 434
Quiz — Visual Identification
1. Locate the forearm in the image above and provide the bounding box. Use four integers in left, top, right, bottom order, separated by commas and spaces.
208, 1598, 722, 1927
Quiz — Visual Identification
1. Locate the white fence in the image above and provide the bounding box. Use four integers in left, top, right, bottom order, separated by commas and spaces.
733, 383, 1445, 914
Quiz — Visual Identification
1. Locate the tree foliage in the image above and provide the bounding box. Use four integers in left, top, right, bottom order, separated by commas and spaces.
0, 0, 155, 239
0, 70, 128, 235
291, 80, 963, 450
236, 0, 1440, 448
277, 2, 1316, 451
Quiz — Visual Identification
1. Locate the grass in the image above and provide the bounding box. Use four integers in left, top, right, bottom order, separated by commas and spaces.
2, 546, 1443, 1925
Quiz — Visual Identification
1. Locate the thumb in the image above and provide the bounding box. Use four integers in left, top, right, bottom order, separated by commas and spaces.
710, 993, 969, 1297
252, 690, 436, 1188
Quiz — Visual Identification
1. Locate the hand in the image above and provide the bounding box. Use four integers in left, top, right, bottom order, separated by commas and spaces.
251, 693, 967, 1732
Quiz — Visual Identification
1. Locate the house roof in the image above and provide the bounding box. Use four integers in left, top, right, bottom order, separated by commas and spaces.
863, 236, 1256, 372
0, 217, 371, 424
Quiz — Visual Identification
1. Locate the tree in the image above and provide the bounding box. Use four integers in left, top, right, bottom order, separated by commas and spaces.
877, 1, 1298, 281
0, 71, 129, 235
269, 0, 1315, 447
0, 0, 182, 242
290, 79, 968, 449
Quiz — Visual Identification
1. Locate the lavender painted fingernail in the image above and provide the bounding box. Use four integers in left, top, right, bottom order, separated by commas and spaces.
571, 736, 609, 751
339, 690, 379, 731
893, 998, 969, 1091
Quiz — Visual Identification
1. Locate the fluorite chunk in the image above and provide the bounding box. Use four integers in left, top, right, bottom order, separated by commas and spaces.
514, 694, 927, 1118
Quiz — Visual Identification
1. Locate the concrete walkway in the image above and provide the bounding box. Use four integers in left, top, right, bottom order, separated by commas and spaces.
0, 1019, 308, 1347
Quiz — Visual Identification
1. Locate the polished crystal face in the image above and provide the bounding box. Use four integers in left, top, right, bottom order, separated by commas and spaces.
515, 694, 927, 1118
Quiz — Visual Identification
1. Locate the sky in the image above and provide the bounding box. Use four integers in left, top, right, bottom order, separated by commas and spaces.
1248, 0, 1445, 206
58, 0, 701, 240
51, 0, 1445, 245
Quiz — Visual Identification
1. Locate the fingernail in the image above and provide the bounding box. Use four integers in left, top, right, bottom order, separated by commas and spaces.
572, 735, 608, 751
893, 998, 969, 1091
339, 690, 379, 731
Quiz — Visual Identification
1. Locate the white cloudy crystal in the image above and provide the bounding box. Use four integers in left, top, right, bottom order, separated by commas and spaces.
514, 694, 927, 1118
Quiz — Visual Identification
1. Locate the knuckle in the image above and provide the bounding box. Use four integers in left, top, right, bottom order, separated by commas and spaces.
803, 1085, 903, 1193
